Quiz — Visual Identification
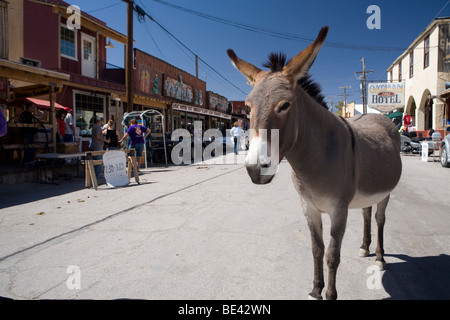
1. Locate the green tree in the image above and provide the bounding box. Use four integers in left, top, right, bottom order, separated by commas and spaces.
333, 100, 344, 116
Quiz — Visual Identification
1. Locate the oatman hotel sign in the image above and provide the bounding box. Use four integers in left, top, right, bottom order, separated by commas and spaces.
368, 82, 405, 113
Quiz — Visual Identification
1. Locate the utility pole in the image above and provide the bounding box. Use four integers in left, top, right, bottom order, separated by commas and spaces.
355, 57, 373, 114
195, 55, 199, 78
338, 86, 352, 117
123, 0, 134, 114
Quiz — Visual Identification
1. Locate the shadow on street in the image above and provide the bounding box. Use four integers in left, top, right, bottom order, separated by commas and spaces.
0, 180, 85, 210
382, 253, 450, 299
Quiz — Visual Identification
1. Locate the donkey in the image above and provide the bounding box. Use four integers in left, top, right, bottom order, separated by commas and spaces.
227, 26, 402, 300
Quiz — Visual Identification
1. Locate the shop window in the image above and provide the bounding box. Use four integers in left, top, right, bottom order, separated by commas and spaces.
74, 93, 105, 137
147, 114, 163, 134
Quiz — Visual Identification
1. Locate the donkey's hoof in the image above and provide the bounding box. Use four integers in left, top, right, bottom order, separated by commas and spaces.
375, 260, 386, 271
308, 294, 323, 300
359, 248, 370, 257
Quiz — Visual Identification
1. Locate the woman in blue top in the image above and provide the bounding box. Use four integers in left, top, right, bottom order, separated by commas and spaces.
119, 119, 150, 171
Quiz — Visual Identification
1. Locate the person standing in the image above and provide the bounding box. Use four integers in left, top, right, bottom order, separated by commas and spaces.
230, 121, 243, 155
64, 108, 75, 142
91, 116, 110, 179
118, 118, 150, 171
103, 119, 120, 150
56, 109, 66, 143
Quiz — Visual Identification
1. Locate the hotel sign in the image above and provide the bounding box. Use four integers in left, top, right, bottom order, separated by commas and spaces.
368, 82, 405, 112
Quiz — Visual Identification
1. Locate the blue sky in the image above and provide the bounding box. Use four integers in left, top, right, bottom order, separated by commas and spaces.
73, 0, 450, 108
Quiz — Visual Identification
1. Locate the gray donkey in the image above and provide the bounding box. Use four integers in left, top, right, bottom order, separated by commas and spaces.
227, 26, 402, 300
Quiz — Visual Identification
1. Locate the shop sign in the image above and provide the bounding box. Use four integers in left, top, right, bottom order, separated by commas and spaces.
368, 82, 404, 112
172, 103, 231, 120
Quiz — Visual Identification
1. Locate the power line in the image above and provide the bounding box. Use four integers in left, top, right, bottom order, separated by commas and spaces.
86, 1, 122, 13
134, 1, 249, 96
150, 0, 406, 52
432, 0, 450, 20
137, 11, 166, 59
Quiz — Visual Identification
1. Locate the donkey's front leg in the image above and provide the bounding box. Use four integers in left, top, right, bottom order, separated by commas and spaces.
325, 207, 348, 300
304, 206, 325, 300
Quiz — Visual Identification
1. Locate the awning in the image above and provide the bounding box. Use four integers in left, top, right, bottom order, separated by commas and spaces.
385, 111, 403, 119
8, 98, 69, 111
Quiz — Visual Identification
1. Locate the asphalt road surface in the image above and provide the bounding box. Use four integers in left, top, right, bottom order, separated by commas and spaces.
0, 154, 449, 300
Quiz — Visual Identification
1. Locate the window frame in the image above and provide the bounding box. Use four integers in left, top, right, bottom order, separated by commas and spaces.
409, 50, 414, 79
424, 35, 430, 69
60, 23, 78, 61
72, 90, 107, 137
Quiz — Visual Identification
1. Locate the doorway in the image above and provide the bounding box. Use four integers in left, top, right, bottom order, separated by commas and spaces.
81, 33, 96, 78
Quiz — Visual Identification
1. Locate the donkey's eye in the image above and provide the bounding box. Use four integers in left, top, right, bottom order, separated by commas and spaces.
278, 102, 291, 113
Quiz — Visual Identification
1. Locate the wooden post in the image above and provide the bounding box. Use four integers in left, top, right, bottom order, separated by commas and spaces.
125, 0, 134, 113
85, 152, 98, 189
129, 148, 139, 184
85, 152, 91, 188
49, 85, 57, 153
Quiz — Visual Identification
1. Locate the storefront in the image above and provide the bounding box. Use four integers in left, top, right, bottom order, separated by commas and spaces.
171, 103, 232, 134
133, 49, 208, 133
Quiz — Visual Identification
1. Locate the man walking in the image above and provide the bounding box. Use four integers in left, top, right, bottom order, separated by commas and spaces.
230, 122, 243, 155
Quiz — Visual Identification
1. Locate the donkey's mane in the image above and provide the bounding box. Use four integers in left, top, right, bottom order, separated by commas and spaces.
262, 52, 329, 110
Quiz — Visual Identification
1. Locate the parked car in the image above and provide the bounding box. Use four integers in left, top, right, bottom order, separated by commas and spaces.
440, 132, 450, 167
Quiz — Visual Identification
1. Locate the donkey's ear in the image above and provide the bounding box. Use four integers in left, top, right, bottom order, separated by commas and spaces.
227, 49, 265, 86
283, 26, 328, 84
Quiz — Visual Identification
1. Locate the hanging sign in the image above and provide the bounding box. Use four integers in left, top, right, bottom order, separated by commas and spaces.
368, 82, 405, 112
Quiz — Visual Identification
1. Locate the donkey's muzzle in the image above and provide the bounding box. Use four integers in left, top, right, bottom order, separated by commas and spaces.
245, 135, 278, 184
245, 163, 276, 185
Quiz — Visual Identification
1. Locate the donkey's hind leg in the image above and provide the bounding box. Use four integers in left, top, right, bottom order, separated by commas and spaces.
374, 195, 390, 270
359, 206, 372, 257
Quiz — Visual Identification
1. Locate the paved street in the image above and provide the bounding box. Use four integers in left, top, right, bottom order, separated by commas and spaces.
0, 154, 450, 300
